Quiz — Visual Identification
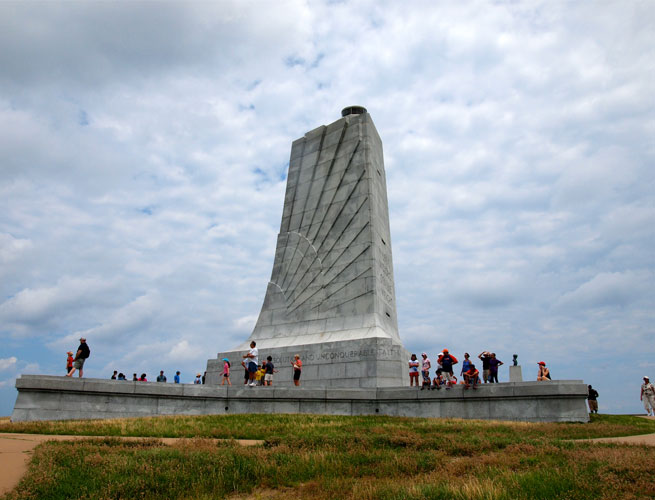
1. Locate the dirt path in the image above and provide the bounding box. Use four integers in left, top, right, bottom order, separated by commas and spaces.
0, 434, 263, 496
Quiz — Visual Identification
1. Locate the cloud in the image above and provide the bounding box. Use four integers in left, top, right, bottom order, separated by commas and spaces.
0, 1, 653, 415
0, 357, 17, 371
557, 271, 652, 309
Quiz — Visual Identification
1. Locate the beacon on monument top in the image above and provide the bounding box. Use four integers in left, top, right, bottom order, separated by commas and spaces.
341, 105, 367, 117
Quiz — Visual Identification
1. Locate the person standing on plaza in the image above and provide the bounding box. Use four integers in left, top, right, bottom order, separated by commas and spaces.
156, 370, 167, 382
460, 353, 471, 378
263, 356, 277, 386
587, 385, 599, 414
488, 353, 503, 383
408, 354, 420, 387
66, 337, 90, 378
243, 341, 259, 387
174, 371, 181, 383
221, 358, 231, 386
420, 353, 431, 390
478, 351, 492, 383
641, 376, 655, 416
438, 349, 458, 388
66, 351, 74, 374
292, 354, 302, 386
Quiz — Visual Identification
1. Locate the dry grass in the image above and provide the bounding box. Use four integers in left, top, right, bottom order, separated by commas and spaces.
2, 414, 654, 500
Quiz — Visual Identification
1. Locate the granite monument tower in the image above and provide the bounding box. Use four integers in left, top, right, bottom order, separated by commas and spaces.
207, 107, 410, 387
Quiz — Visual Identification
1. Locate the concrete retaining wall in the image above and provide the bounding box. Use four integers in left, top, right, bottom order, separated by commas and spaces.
11, 375, 589, 423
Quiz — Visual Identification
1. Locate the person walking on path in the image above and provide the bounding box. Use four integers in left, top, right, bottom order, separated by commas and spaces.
641, 376, 655, 416
221, 358, 231, 385
66, 337, 90, 378
488, 353, 503, 383
588, 385, 599, 414
243, 341, 259, 387
156, 371, 167, 382
478, 351, 492, 383
408, 354, 420, 387
291, 354, 302, 386
66, 351, 74, 374
537, 361, 551, 381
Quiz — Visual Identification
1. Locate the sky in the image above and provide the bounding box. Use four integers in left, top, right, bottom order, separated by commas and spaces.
0, 1, 653, 416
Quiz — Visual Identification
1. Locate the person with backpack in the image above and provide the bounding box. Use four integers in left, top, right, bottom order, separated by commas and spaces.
66, 337, 90, 378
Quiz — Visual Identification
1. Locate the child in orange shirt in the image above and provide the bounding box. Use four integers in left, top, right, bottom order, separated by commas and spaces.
66, 351, 74, 375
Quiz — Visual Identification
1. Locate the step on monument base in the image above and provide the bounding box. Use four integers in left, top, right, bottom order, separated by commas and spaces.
207, 337, 410, 388
11, 375, 590, 423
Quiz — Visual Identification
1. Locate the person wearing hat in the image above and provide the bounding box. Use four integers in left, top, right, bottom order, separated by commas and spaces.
537, 361, 551, 381
66, 337, 90, 378
194, 373, 202, 384
66, 351, 74, 374
641, 376, 655, 416
221, 358, 232, 386
438, 349, 458, 388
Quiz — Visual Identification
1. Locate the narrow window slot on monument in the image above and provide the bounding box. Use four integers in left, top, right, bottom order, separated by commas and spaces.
381, 238, 386, 245
385, 312, 391, 318
377, 169, 381, 176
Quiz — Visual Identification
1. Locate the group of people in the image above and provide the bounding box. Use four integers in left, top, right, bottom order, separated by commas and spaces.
63, 336, 655, 417
239, 341, 302, 387
109, 370, 196, 383
409, 350, 509, 390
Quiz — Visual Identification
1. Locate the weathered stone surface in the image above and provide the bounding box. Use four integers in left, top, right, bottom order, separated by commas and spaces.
207, 109, 408, 389
11, 375, 590, 423
509, 365, 523, 382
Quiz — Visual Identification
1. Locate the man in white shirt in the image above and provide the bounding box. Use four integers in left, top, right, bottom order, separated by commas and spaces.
243, 341, 259, 387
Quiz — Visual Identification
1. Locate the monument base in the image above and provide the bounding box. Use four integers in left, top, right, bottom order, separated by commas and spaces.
206, 337, 411, 388
510, 365, 523, 382
11, 375, 589, 423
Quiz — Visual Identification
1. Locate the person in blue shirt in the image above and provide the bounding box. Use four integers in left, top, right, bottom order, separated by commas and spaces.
174, 371, 181, 384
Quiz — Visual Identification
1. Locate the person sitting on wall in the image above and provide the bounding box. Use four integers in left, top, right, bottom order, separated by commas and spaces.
463, 363, 480, 390
537, 361, 551, 381
431, 369, 444, 390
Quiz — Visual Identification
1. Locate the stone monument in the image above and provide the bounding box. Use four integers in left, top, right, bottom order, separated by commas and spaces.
207, 107, 410, 387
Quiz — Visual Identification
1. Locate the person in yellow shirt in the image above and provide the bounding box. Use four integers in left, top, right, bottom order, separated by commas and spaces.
255, 365, 266, 386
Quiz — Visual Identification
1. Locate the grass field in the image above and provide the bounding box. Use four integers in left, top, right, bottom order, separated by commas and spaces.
2, 414, 654, 500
